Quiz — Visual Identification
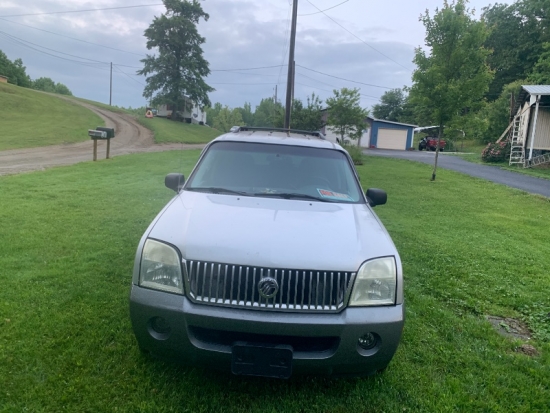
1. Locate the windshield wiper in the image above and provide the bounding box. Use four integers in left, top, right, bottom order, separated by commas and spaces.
186, 187, 249, 195
253, 192, 330, 202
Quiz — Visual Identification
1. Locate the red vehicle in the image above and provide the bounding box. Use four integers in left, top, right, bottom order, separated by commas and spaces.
418, 136, 446, 151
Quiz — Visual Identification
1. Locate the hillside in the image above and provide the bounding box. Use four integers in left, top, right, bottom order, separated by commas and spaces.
0, 83, 103, 151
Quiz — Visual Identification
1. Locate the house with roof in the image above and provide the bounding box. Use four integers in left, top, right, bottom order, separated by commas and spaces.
506, 85, 550, 167
321, 115, 417, 150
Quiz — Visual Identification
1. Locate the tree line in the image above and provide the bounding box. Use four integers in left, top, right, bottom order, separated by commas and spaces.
0, 50, 73, 95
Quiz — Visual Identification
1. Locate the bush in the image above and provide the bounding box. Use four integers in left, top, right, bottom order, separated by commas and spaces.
481, 141, 510, 163
343, 144, 364, 165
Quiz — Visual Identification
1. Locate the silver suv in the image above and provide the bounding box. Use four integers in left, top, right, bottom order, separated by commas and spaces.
129, 127, 404, 378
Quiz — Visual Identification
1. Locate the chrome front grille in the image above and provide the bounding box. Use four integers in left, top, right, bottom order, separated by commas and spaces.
184, 260, 355, 312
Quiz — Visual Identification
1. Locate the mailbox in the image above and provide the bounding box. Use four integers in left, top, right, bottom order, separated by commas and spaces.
96, 127, 115, 139
88, 129, 108, 139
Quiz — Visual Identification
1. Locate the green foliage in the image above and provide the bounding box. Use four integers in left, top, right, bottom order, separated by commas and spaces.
482, 2, 543, 101
138, 0, 213, 114
32, 77, 73, 95
480, 80, 524, 143
528, 42, 550, 84
0, 50, 31, 87
236, 102, 254, 126
343, 144, 364, 165
481, 141, 511, 162
410, 0, 493, 129
0, 82, 103, 150
326, 87, 368, 141
290, 93, 325, 131
253, 97, 284, 127
372, 88, 406, 121
212, 106, 244, 132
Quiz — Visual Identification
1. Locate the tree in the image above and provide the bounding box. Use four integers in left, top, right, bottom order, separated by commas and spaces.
54, 83, 73, 96
32, 77, 56, 92
253, 98, 283, 127
32, 77, 73, 95
325, 88, 368, 144
138, 0, 213, 121
291, 93, 325, 131
410, 0, 493, 181
236, 102, 254, 126
0, 51, 31, 87
482, 2, 542, 101
372, 88, 406, 121
528, 42, 550, 84
212, 106, 244, 133
481, 79, 524, 143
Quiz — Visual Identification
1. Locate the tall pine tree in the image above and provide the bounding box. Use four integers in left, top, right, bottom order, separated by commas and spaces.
138, 0, 213, 118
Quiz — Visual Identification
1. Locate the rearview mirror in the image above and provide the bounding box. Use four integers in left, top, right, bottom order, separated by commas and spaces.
165, 173, 185, 192
366, 188, 387, 207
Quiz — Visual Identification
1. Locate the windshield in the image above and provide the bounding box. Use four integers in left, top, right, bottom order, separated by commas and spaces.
185, 141, 363, 203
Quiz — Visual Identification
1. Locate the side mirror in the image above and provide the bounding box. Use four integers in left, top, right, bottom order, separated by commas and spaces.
165, 173, 185, 192
366, 188, 387, 207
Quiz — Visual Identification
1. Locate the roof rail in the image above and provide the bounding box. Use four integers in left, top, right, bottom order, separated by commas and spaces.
230, 126, 325, 140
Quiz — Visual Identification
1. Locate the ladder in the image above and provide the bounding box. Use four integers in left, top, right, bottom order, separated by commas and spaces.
509, 116, 525, 166
525, 152, 550, 168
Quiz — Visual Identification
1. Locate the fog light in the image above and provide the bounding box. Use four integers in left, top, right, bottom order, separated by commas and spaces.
358, 333, 377, 350
150, 317, 171, 335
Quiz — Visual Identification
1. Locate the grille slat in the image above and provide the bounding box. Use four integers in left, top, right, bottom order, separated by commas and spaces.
185, 260, 354, 313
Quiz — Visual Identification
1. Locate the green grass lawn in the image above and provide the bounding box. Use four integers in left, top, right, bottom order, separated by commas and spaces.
137, 116, 222, 144
0, 83, 103, 150
0, 154, 548, 412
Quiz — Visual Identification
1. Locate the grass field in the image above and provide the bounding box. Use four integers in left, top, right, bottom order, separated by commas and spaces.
0, 83, 103, 150
70, 97, 222, 144
137, 116, 222, 144
0, 153, 548, 412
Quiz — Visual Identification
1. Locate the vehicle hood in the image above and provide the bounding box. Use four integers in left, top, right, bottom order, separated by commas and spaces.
147, 191, 398, 272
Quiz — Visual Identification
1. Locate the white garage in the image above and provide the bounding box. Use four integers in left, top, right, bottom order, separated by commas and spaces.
376, 128, 408, 150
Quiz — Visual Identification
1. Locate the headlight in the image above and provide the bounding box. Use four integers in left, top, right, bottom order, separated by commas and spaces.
349, 257, 396, 306
139, 239, 183, 294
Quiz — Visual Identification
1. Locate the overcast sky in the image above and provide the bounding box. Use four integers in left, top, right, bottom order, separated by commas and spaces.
0, 0, 495, 110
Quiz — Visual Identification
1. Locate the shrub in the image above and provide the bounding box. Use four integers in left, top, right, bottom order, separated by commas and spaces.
481, 141, 510, 163
343, 144, 364, 165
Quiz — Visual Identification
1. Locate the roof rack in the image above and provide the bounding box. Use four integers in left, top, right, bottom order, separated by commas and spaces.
230, 126, 325, 140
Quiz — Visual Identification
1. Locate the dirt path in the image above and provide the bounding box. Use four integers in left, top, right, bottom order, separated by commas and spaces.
0, 99, 205, 176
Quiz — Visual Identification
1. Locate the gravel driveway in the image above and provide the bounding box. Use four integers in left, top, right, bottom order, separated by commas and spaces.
364, 149, 550, 198
0, 99, 205, 176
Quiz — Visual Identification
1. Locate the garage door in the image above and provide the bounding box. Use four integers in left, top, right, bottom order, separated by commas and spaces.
377, 128, 408, 150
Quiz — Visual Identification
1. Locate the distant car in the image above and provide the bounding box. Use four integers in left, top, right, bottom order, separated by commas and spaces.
419, 136, 446, 151
129, 126, 404, 378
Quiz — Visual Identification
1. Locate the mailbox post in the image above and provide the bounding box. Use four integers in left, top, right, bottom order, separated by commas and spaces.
88, 127, 115, 161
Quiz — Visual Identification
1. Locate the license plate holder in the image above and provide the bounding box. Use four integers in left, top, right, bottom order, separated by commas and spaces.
231, 342, 293, 379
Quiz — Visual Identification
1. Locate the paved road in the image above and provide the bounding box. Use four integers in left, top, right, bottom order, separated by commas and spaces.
364, 149, 550, 198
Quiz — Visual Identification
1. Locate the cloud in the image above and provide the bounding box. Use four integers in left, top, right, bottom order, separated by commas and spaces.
0, 0, 491, 110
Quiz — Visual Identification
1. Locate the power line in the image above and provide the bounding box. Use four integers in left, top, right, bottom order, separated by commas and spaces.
299, 0, 349, 16
0, 18, 146, 57
304, 0, 412, 72
0, 31, 110, 71
0, 3, 163, 18
297, 64, 393, 89
113, 65, 146, 87
211, 65, 285, 72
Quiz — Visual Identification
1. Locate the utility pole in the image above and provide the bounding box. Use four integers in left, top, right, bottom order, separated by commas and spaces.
284, 0, 298, 130
274, 85, 278, 105
109, 62, 113, 106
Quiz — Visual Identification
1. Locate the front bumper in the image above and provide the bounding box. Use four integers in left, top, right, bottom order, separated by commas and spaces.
130, 285, 404, 377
